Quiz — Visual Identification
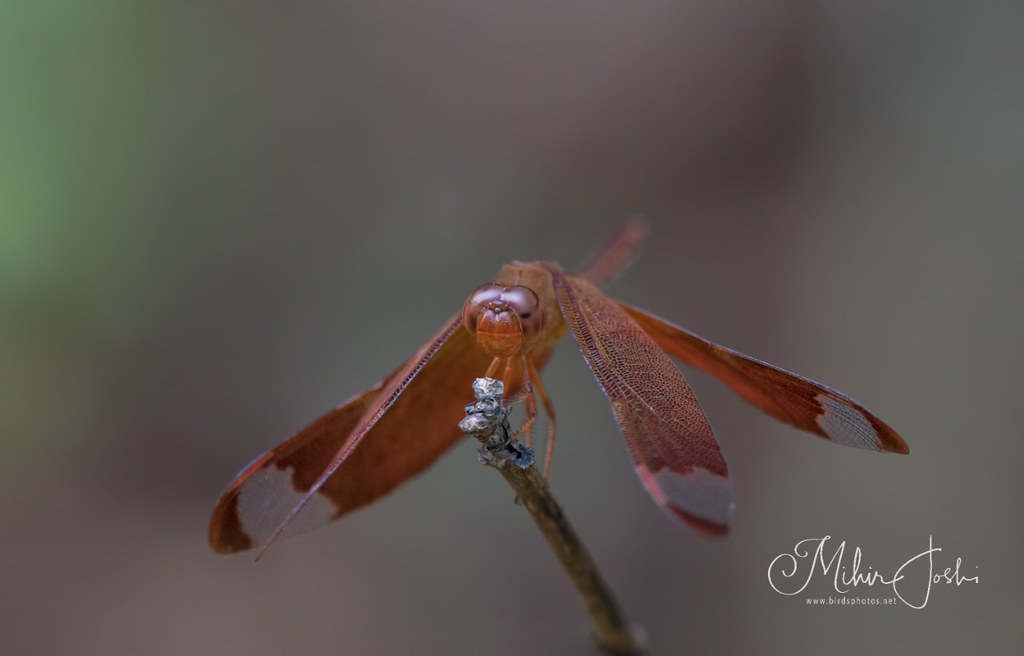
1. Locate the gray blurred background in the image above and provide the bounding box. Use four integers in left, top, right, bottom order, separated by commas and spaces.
2, 2, 1022, 654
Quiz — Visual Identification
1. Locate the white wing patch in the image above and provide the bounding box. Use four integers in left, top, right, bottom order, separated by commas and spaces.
636, 465, 735, 527
236, 466, 338, 546
815, 393, 882, 451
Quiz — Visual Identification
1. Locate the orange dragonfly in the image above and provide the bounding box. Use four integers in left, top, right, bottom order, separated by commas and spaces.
209, 218, 908, 557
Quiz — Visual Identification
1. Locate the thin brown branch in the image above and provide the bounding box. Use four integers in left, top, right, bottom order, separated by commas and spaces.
459, 378, 646, 656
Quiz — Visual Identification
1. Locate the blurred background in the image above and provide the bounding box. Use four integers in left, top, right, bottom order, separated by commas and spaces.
2, 1, 1022, 654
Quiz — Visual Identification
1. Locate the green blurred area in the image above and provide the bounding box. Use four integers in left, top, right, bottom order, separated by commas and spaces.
2, 3, 295, 474
1, 2, 166, 470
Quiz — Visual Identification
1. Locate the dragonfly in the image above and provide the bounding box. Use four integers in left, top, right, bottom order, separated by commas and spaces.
209, 218, 908, 557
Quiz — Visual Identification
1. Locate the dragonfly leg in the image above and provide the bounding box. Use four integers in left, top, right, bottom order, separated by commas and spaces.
504, 356, 537, 448
484, 357, 505, 379
528, 359, 557, 479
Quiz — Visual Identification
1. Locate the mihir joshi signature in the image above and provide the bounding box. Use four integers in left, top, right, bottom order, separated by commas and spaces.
767, 535, 978, 609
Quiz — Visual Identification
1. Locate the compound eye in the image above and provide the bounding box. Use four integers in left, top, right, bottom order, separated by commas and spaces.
462, 283, 504, 333
502, 285, 544, 337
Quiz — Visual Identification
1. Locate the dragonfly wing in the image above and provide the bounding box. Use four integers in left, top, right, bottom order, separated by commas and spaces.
550, 269, 733, 536
621, 303, 908, 454
209, 315, 492, 554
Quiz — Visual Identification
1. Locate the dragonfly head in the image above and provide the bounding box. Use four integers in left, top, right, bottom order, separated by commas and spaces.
463, 283, 545, 358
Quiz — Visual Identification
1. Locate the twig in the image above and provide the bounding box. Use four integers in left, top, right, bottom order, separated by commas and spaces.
459, 378, 646, 656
